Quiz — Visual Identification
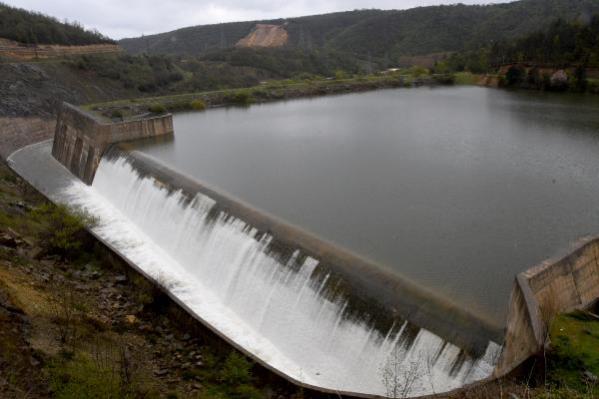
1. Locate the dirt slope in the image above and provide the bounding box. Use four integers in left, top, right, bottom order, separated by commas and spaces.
236, 24, 289, 48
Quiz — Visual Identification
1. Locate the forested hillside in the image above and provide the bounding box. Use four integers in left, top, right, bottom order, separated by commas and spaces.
488, 16, 599, 66
119, 0, 599, 64
0, 2, 113, 45
445, 15, 599, 72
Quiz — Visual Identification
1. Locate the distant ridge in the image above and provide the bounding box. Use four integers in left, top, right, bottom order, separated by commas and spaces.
119, 0, 599, 63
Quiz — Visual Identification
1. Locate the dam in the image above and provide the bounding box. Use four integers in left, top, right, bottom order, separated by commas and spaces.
7, 86, 599, 397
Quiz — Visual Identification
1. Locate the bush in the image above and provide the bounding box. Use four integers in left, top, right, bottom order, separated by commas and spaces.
334, 70, 349, 80
166, 99, 192, 112
433, 74, 455, 85
234, 385, 264, 399
505, 66, 525, 86
148, 103, 167, 114
31, 204, 95, 260
571, 66, 588, 92
226, 90, 253, 106
110, 110, 123, 119
49, 355, 123, 399
190, 99, 206, 111
220, 352, 253, 386
408, 66, 429, 78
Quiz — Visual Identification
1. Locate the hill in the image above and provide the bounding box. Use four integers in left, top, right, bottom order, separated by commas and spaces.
0, 2, 113, 45
119, 10, 382, 56
119, 0, 599, 64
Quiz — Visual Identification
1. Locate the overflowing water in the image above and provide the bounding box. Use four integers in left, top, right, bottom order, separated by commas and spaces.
49, 151, 500, 397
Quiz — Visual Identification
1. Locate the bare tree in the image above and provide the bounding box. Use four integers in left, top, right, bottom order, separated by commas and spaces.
380, 345, 423, 398
50, 283, 80, 345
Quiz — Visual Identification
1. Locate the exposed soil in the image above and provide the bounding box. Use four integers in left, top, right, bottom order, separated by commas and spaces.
236, 24, 289, 48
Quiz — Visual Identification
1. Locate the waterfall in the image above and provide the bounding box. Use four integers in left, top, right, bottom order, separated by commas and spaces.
60, 151, 500, 397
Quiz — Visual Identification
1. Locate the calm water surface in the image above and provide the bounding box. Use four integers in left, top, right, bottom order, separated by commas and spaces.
133, 87, 599, 324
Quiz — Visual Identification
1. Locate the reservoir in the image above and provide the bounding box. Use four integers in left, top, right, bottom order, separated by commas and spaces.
132, 86, 599, 324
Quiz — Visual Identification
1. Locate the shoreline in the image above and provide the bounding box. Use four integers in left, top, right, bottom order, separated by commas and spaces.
86, 73, 455, 120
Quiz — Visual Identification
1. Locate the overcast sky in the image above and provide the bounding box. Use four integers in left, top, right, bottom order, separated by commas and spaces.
6, 0, 510, 39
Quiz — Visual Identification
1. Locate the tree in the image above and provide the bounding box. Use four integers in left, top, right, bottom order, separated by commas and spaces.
505, 65, 525, 86
380, 346, 423, 398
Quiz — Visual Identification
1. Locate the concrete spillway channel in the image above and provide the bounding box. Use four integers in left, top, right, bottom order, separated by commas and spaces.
6, 103, 599, 398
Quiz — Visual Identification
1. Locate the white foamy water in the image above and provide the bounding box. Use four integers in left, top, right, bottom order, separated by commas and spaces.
58, 153, 499, 397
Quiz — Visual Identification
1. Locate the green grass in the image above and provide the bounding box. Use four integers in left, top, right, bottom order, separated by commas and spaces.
547, 311, 599, 395
48, 354, 130, 399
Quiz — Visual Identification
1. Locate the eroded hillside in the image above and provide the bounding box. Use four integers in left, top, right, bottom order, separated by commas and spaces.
236, 24, 289, 48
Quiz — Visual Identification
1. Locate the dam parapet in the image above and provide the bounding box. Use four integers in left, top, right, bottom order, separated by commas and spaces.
52, 102, 173, 184
496, 237, 599, 376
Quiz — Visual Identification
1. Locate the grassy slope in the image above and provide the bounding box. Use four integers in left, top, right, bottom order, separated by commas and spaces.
548, 311, 599, 396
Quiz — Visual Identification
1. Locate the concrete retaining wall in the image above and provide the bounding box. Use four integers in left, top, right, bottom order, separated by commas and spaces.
496, 237, 599, 376
52, 103, 173, 184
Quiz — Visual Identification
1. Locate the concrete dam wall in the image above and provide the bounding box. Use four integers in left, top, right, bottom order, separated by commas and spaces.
52, 103, 173, 184
496, 237, 599, 376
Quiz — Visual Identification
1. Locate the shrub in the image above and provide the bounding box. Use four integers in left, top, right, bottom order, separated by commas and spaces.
453, 72, 478, 85
505, 65, 525, 86
31, 204, 95, 260
110, 110, 123, 119
433, 74, 455, 85
48, 355, 122, 399
334, 70, 349, 80
409, 66, 429, 78
190, 99, 206, 111
148, 103, 167, 114
166, 99, 192, 112
570, 66, 588, 92
234, 385, 263, 399
220, 352, 253, 386
226, 90, 253, 106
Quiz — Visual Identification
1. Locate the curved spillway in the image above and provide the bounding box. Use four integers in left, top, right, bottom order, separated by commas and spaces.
9, 142, 501, 397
